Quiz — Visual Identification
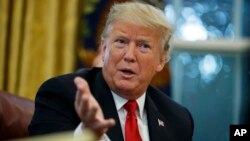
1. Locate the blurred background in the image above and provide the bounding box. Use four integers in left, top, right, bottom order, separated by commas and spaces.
0, 0, 249, 141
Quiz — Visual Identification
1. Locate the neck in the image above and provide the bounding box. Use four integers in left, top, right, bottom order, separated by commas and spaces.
112, 89, 146, 100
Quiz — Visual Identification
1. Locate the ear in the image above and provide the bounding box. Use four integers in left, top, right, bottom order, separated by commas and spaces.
101, 38, 107, 61
156, 55, 167, 72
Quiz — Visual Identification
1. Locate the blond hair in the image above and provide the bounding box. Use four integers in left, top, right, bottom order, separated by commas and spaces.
102, 2, 172, 56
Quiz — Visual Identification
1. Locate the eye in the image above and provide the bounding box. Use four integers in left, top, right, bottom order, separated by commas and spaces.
114, 38, 127, 48
115, 38, 126, 44
139, 44, 150, 49
138, 42, 151, 53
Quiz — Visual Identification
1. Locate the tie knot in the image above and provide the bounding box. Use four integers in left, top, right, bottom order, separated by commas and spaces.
124, 100, 138, 114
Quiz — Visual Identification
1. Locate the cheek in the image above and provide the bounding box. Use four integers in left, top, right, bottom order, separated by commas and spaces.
140, 56, 161, 73
103, 48, 121, 66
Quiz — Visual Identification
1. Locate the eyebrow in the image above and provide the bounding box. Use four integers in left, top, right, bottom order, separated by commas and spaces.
112, 30, 154, 45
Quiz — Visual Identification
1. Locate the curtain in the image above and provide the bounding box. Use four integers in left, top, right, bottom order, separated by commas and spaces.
0, 0, 81, 100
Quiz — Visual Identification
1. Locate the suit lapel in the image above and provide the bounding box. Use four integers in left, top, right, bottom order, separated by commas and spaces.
90, 71, 124, 141
146, 93, 170, 141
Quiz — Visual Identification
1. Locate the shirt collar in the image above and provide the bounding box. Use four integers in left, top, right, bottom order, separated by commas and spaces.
111, 91, 146, 118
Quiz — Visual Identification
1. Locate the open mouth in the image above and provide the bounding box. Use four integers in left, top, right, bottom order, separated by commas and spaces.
121, 69, 135, 74
119, 68, 136, 78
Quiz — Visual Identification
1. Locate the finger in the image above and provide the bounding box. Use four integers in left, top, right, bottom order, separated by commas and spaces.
85, 105, 98, 122
74, 77, 85, 108
75, 86, 88, 115
93, 118, 116, 130
90, 118, 116, 138
78, 94, 90, 121
74, 89, 81, 110
74, 77, 92, 96
74, 77, 92, 117
102, 118, 116, 129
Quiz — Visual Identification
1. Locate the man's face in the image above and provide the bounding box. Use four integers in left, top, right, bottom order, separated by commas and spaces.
102, 21, 166, 99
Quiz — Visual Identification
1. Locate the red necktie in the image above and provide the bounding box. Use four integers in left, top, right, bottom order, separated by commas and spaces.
124, 100, 142, 141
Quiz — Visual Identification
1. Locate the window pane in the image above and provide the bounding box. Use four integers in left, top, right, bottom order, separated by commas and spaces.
165, 0, 237, 40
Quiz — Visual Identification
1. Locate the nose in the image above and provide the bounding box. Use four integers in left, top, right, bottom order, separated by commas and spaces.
124, 43, 136, 63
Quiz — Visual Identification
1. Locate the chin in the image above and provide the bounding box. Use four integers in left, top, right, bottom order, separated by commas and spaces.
115, 81, 136, 92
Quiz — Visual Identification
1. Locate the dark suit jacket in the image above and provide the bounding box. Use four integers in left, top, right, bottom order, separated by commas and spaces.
29, 68, 194, 141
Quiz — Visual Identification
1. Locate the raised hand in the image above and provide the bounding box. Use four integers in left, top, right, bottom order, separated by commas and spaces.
74, 77, 116, 138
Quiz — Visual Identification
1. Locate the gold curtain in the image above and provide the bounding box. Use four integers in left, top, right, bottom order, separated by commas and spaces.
0, 0, 81, 100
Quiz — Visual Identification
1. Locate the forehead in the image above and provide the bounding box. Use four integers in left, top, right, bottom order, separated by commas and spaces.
106, 20, 162, 41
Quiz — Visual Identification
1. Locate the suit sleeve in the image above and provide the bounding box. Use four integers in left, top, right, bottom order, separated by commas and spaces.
28, 77, 80, 136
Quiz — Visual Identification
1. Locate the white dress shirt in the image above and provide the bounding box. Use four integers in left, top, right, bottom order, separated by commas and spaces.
74, 91, 150, 141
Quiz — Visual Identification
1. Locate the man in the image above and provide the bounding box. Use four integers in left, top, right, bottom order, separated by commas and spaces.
29, 2, 194, 141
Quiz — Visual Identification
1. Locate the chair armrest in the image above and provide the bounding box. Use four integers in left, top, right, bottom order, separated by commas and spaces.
0, 91, 34, 140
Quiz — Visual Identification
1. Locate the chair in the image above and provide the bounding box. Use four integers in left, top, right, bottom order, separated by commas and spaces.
0, 91, 34, 140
